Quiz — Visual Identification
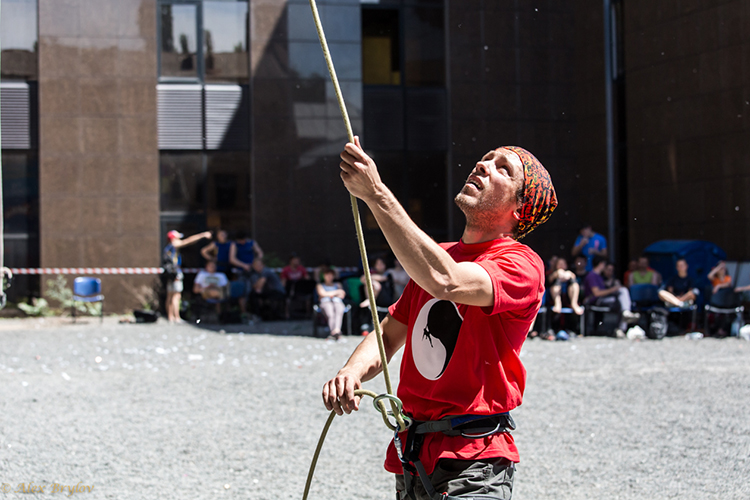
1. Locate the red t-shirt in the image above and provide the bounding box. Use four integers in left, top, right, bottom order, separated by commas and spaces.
384, 237, 544, 474
281, 265, 309, 282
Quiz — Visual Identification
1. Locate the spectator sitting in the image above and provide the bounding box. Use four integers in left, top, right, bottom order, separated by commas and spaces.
200, 229, 233, 274
571, 224, 607, 271
316, 268, 347, 341
602, 262, 622, 288
359, 256, 394, 308
193, 261, 229, 313
547, 257, 584, 315
628, 256, 662, 286
249, 258, 286, 320
658, 258, 698, 308
572, 255, 588, 284
280, 254, 310, 290
583, 256, 640, 337
623, 259, 637, 288
229, 231, 264, 319
708, 260, 732, 294
386, 258, 410, 300
314, 258, 340, 283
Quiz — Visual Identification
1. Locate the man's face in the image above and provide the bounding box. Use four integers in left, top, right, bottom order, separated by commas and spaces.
580, 226, 593, 238
676, 260, 688, 274
374, 258, 386, 273
290, 257, 300, 268
217, 231, 227, 243
454, 148, 524, 229
205, 261, 217, 273
638, 257, 649, 270
604, 264, 614, 278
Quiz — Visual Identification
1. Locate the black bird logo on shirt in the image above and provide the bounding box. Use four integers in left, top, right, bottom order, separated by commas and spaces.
412, 299, 464, 380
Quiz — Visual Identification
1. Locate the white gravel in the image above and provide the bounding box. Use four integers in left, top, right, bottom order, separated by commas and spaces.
0, 318, 748, 500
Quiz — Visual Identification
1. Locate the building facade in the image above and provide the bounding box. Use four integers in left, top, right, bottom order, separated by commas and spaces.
2, 0, 749, 311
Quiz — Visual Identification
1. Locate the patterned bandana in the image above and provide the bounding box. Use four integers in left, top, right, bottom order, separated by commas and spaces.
501, 146, 557, 239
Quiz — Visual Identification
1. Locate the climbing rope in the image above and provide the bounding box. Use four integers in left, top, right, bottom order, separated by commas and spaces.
301, 1, 410, 498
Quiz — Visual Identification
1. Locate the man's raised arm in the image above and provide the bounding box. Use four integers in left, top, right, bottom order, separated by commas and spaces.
339, 137, 494, 308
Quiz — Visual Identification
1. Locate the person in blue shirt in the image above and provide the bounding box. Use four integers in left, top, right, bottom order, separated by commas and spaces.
200, 229, 233, 274
571, 224, 607, 271
229, 231, 264, 319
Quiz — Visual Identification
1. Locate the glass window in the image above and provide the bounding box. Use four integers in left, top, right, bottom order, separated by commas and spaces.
1, 0, 38, 79
404, 7, 444, 86
405, 151, 446, 237
206, 152, 249, 212
160, 152, 204, 212
1, 151, 39, 235
362, 8, 400, 85
203, 0, 249, 84
160, 3, 199, 79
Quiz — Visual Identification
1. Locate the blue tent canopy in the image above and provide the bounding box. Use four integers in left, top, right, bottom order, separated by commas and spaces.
642, 240, 726, 305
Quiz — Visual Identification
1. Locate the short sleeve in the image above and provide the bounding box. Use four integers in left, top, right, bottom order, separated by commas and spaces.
194, 271, 206, 286
388, 279, 414, 325
475, 249, 543, 316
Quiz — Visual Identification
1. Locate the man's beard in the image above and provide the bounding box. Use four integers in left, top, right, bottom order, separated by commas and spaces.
454, 188, 504, 232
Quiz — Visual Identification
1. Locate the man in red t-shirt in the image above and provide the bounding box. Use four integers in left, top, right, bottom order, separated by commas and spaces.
322, 137, 557, 500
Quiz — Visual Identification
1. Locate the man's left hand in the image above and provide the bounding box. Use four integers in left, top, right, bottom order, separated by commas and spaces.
340, 136, 384, 203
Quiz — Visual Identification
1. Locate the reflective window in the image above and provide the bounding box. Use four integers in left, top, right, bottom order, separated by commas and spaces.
160, 152, 251, 235
206, 152, 250, 212
1, 151, 38, 235
404, 7, 444, 86
203, 1, 249, 84
160, 152, 204, 212
362, 8, 400, 85
159, 3, 199, 79
1, 0, 38, 79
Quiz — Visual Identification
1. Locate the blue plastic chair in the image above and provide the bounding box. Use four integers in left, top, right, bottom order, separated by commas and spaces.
536, 290, 585, 336
629, 284, 661, 311
72, 277, 104, 323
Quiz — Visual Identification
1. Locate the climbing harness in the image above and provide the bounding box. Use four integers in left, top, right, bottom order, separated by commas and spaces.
301, 2, 516, 499
394, 413, 515, 500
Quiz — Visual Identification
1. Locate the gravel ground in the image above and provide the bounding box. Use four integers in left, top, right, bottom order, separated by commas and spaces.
0, 317, 748, 500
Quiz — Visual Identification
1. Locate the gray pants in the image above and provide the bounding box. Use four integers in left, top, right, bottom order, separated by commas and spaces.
594, 288, 632, 330
395, 458, 514, 500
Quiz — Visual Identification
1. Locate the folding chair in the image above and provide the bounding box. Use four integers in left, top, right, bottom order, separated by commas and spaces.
287, 279, 317, 319
704, 288, 744, 336
72, 277, 104, 323
535, 291, 585, 336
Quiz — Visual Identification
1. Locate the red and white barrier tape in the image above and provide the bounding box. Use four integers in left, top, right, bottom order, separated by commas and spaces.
8, 266, 361, 276
9, 268, 168, 275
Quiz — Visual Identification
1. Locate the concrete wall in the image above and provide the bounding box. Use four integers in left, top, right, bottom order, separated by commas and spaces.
38, 0, 160, 310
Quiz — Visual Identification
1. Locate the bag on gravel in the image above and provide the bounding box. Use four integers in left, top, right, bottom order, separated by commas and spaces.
647, 308, 669, 340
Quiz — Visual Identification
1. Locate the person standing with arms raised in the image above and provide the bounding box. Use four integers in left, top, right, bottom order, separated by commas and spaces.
322, 137, 557, 500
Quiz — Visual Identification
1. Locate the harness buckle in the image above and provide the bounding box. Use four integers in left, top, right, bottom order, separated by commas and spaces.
373, 393, 412, 431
